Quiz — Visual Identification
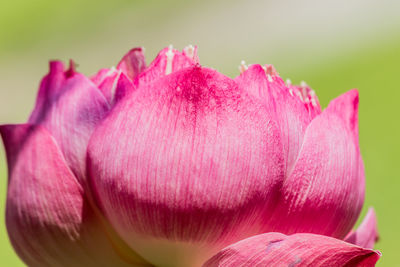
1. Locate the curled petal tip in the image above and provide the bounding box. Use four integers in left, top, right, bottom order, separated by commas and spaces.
117, 47, 147, 81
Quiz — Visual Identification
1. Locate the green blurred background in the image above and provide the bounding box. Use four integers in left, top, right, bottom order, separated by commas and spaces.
0, 0, 399, 266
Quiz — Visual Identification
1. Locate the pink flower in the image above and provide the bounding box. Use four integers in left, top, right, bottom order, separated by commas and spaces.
1, 46, 380, 266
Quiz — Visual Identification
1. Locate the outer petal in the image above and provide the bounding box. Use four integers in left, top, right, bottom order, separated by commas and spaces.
235, 65, 320, 173
134, 45, 199, 87
0, 124, 148, 266
271, 90, 365, 238
114, 72, 136, 102
345, 208, 379, 249
28, 61, 110, 183
88, 66, 285, 266
203, 233, 381, 266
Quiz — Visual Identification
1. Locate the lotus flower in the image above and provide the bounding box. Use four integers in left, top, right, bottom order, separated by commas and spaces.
1, 45, 381, 266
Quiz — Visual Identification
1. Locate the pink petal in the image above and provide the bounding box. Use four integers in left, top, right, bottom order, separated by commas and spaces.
345, 208, 379, 249
0, 124, 147, 266
326, 89, 360, 144
88, 66, 285, 266
28, 61, 110, 183
203, 232, 381, 266
116, 47, 147, 81
91, 69, 136, 104
271, 90, 365, 238
114, 72, 136, 102
134, 45, 199, 87
96, 69, 121, 103
90, 48, 145, 103
287, 82, 322, 119
234, 64, 276, 110
235, 65, 320, 173
91, 68, 113, 86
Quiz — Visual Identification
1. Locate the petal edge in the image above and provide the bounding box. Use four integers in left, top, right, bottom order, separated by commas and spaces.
203, 233, 381, 267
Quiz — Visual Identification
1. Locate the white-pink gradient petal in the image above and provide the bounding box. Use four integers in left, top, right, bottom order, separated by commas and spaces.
270, 90, 365, 238
28, 61, 110, 183
0, 124, 148, 267
88, 66, 285, 266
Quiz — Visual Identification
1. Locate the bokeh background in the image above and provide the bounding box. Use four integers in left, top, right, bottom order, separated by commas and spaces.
1, 0, 399, 266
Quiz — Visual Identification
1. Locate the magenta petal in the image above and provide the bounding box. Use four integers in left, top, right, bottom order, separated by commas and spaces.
134, 45, 198, 87
235, 65, 317, 173
28, 61, 110, 183
273, 90, 365, 238
234, 64, 276, 110
0, 124, 143, 266
116, 47, 146, 81
88, 66, 285, 266
345, 208, 379, 249
203, 233, 381, 266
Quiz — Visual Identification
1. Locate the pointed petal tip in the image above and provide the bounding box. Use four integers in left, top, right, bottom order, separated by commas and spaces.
118, 47, 146, 60
345, 207, 379, 249
327, 89, 360, 141
245, 63, 266, 73
238, 63, 277, 76
0, 124, 32, 166
114, 72, 136, 102
328, 89, 359, 111
277, 88, 365, 238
